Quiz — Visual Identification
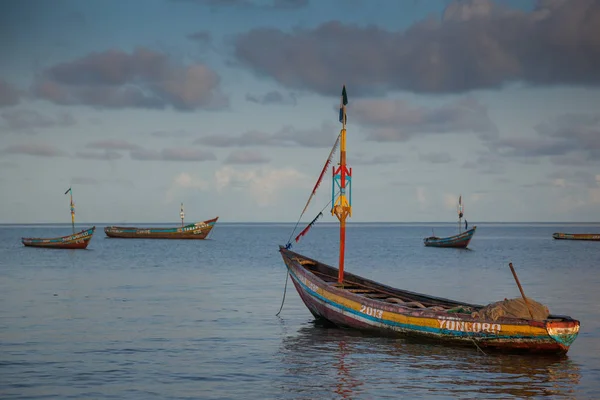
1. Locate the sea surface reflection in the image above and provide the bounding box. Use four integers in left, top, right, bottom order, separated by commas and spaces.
279, 322, 582, 399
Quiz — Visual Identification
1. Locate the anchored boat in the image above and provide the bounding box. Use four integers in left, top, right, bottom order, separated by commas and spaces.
278, 86, 579, 354
22, 187, 95, 249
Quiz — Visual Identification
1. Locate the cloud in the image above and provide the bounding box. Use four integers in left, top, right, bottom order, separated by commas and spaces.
491, 112, 600, 161
76, 151, 123, 160
224, 150, 270, 164
234, 0, 600, 95
167, 172, 210, 202
215, 166, 305, 206
195, 121, 337, 148
1, 143, 68, 157
245, 90, 297, 105
173, 0, 308, 10
86, 139, 141, 151
351, 152, 402, 165
354, 97, 497, 142
130, 147, 217, 161
32, 47, 229, 111
0, 79, 20, 107
419, 152, 454, 164
1, 110, 76, 133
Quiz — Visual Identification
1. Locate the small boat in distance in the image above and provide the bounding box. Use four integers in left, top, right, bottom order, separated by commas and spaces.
278, 86, 579, 354
104, 204, 218, 239
552, 232, 600, 241
22, 187, 96, 249
424, 195, 476, 248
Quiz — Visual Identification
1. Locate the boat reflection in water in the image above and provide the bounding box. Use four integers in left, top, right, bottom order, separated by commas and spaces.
279, 322, 581, 399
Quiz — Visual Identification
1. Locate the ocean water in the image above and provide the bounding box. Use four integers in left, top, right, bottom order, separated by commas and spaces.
1, 222, 599, 399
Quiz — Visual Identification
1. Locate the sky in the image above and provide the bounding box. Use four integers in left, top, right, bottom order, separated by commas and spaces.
0, 0, 599, 224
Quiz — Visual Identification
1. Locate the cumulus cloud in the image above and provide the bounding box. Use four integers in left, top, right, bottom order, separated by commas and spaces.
167, 172, 210, 202
491, 112, 600, 162
0, 79, 20, 107
0, 143, 68, 157
245, 90, 297, 105
234, 0, 600, 95
130, 147, 217, 161
32, 47, 229, 111
354, 97, 497, 142
224, 150, 270, 164
215, 166, 305, 206
195, 121, 338, 148
1, 110, 76, 133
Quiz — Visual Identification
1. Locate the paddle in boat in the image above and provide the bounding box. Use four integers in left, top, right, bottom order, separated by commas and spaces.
552, 232, 600, 241
22, 187, 95, 249
278, 86, 579, 355
424, 195, 476, 248
104, 203, 218, 239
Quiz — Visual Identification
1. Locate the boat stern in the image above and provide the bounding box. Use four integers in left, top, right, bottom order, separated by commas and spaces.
546, 318, 580, 350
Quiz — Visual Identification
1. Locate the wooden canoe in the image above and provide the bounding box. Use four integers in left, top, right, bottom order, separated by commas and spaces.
279, 246, 580, 355
22, 227, 96, 249
104, 217, 218, 239
552, 232, 600, 241
424, 226, 477, 248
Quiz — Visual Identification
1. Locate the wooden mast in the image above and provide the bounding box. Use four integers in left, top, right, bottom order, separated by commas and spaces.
458, 195, 463, 234
65, 187, 75, 234
332, 86, 351, 283
180, 203, 185, 227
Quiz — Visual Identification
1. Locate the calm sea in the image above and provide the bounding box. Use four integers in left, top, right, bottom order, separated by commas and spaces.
1, 222, 599, 399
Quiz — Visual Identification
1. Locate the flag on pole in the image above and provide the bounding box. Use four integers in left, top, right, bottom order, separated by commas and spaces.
65, 187, 72, 195
338, 85, 348, 124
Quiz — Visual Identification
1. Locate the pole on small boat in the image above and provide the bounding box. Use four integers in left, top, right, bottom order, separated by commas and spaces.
180, 203, 185, 227
458, 195, 463, 233
65, 187, 75, 234
508, 262, 535, 320
332, 85, 351, 284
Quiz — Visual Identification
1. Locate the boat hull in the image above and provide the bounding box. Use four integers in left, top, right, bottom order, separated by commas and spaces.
553, 232, 600, 241
424, 226, 477, 248
279, 247, 579, 355
104, 217, 218, 239
22, 227, 95, 249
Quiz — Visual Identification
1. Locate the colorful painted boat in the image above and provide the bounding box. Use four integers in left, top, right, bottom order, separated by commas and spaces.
278, 86, 579, 355
552, 232, 600, 241
279, 246, 580, 354
424, 226, 477, 248
22, 187, 95, 249
104, 216, 218, 239
22, 226, 96, 249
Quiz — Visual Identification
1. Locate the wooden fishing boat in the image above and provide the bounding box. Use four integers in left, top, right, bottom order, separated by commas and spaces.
22, 187, 95, 249
278, 86, 580, 355
22, 226, 96, 249
424, 226, 477, 248
280, 246, 579, 354
552, 232, 600, 241
104, 216, 218, 239
424, 195, 476, 248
